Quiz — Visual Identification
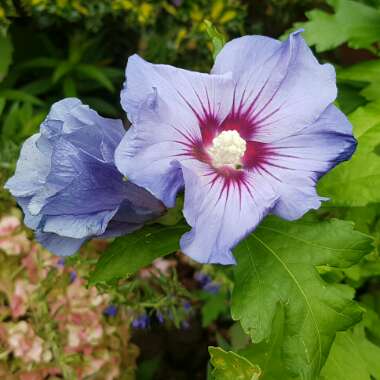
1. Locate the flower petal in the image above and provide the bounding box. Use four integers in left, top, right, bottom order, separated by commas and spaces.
46, 97, 82, 123
38, 140, 129, 215
212, 31, 337, 142
63, 106, 124, 163
99, 220, 142, 238
115, 108, 185, 208
179, 160, 278, 264
40, 98, 125, 163
5, 134, 51, 197
41, 210, 117, 239
28, 118, 125, 216
212, 34, 281, 80
16, 197, 43, 230
267, 105, 356, 220
27, 137, 84, 215
111, 185, 166, 224
116, 60, 235, 207
121, 54, 234, 125
36, 232, 86, 256
116, 138, 184, 208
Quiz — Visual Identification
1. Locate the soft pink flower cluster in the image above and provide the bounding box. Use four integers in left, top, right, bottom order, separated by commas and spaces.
7, 321, 52, 364
0, 213, 138, 379
0, 216, 30, 256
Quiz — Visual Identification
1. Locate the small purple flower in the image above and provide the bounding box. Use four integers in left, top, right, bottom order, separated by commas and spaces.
69, 271, 77, 283
194, 272, 212, 286
6, 98, 165, 256
195, 271, 219, 292
57, 258, 65, 268
203, 282, 220, 294
156, 311, 165, 324
115, 31, 356, 265
132, 314, 150, 329
104, 305, 118, 317
183, 301, 192, 312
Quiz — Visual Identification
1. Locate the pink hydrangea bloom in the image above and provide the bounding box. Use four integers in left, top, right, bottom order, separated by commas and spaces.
7, 321, 51, 364
0, 216, 20, 236
10, 279, 37, 318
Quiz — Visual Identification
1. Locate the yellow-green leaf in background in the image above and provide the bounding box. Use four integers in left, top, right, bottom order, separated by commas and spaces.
338, 60, 380, 102
283, 0, 380, 52
203, 20, 226, 60
209, 347, 261, 380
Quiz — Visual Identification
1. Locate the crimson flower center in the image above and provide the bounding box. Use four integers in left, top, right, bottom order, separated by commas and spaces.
207, 130, 247, 169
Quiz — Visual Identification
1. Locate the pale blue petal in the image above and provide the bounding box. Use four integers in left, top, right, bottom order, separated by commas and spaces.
121, 54, 234, 125
212, 31, 337, 142
41, 210, 117, 239
269, 105, 356, 220
116, 57, 234, 207
5, 134, 51, 197
36, 232, 86, 256
16, 196, 43, 230
179, 160, 278, 264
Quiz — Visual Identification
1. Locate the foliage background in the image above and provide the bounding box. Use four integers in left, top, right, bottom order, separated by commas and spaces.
1, 0, 380, 379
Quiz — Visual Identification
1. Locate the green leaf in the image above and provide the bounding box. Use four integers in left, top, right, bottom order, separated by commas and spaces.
338, 60, 380, 101
0, 89, 44, 106
2, 102, 27, 140
343, 205, 379, 234
2, 102, 45, 141
240, 305, 294, 380
209, 347, 261, 380
20, 79, 53, 96
204, 20, 226, 60
52, 61, 74, 83
0, 98, 5, 117
0, 137, 18, 172
318, 105, 380, 206
201, 291, 228, 327
229, 323, 251, 351
361, 81, 380, 102
68, 34, 87, 64
75, 64, 115, 92
338, 60, 380, 84
336, 83, 366, 114
285, 0, 380, 52
0, 32, 13, 82
63, 77, 77, 97
321, 321, 380, 379
349, 100, 380, 137
238, 305, 288, 380
360, 304, 380, 346
155, 196, 184, 226
231, 217, 372, 380
344, 253, 380, 287
100, 67, 124, 81
88, 224, 189, 285
17, 57, 59, 70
